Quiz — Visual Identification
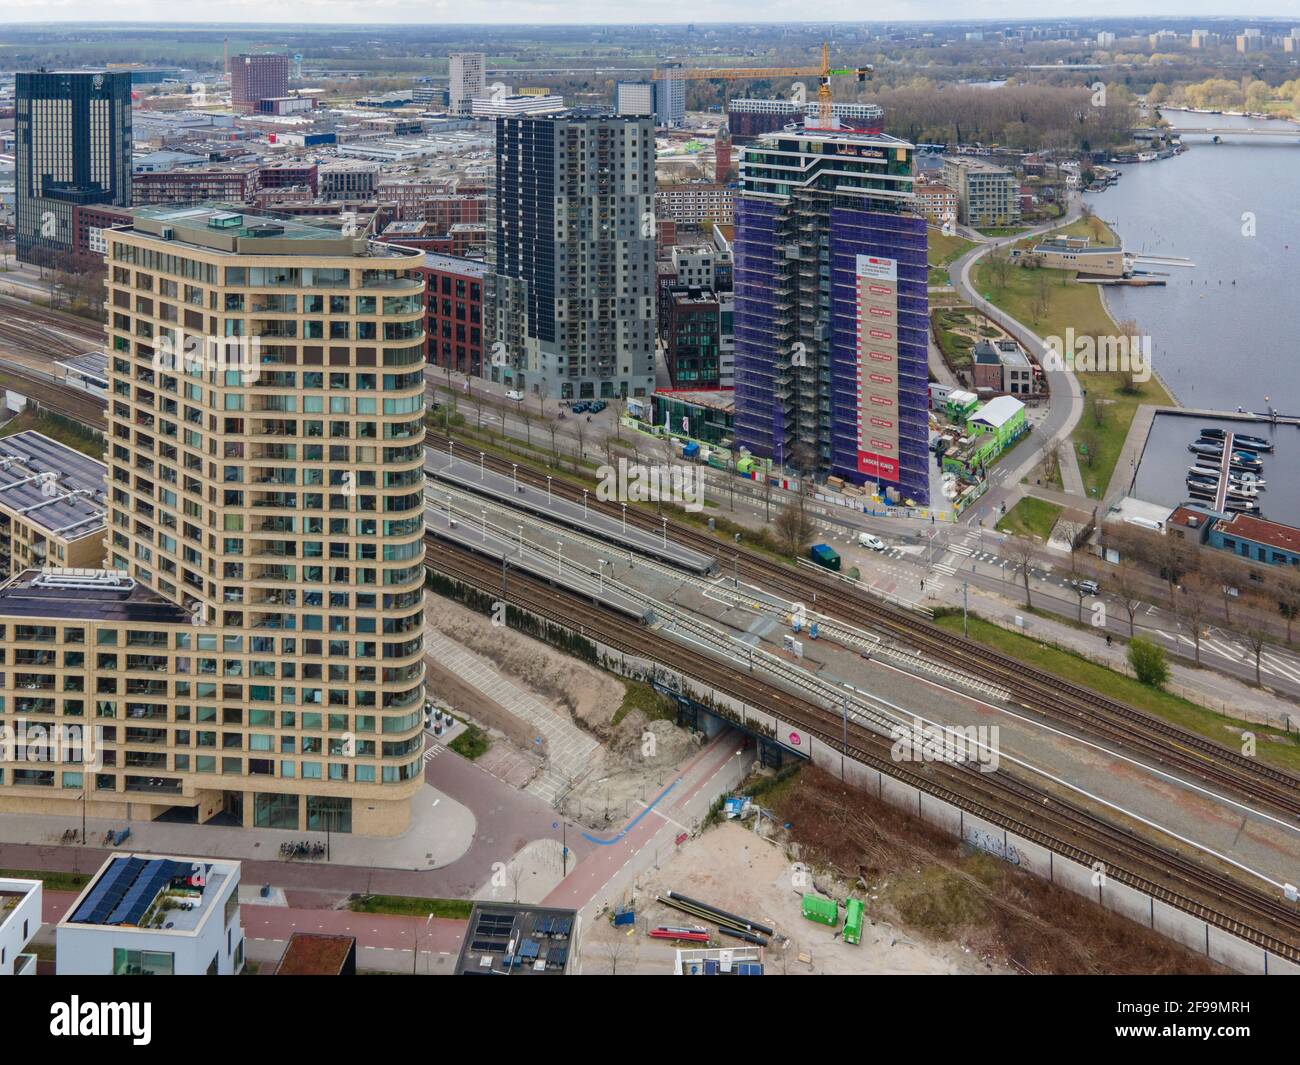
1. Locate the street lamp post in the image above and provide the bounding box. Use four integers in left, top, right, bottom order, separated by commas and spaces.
583, 490, 588, 520
557, 540, 563, 575
512, 463, 518, 492
621, 503, 627, 534
546, 476, 552, 505
479, 451, 485, 480
413, 913, 433, 975
517, 525, 524, 557
597, 559, 606, 593
661, 516, 667, 549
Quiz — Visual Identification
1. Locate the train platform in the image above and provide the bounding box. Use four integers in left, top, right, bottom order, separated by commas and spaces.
424, 447, 717, 576
425, 503, 655, 624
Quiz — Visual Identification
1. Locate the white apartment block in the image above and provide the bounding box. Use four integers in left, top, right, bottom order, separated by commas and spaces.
57, 854, 244, 975
448, 53, 486, 115
0, 877, 41, 975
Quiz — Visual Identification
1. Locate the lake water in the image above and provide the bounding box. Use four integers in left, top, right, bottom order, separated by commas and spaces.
1087, 111, 1300, 414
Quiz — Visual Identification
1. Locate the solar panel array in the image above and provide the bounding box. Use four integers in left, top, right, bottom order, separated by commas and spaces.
0, 431, 106, 537
70, 856, 190, 926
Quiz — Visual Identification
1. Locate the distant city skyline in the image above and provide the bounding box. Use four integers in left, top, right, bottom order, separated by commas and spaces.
5, 4, 1300, 26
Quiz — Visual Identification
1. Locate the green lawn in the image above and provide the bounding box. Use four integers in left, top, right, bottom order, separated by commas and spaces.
611, 679, 675, 728
348, 894, 474, 919
927, 228, 976, 286
933, 613, 1300, 774
972, 244, 1172, 499
448, 722, 489, 760
1073, 371, 1171, 499
0, 410, 103, 460
0, 868, 91, 892
1050, 214, 1120, 246
995, 497, 1063, 540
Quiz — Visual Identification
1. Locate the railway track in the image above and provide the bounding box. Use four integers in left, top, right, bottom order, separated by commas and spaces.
432, 434, 1300, 822
425, 536, 1300, 964
0, 363, 104, 428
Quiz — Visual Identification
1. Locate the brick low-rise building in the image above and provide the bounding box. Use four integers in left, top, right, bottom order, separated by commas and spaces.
419, 252, 487, 376
132, 165, 260, 207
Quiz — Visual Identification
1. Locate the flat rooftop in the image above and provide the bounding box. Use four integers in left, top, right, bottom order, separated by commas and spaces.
423, 252, 489, 277
57, 351, 109, 384
275, 932, 356, 975
454, 903, 576, 975
64, 854, 235, 935
126, 204, 418, 259
0, 568, 191, 623
655, 388, 735, 414
0, 430, 106, 540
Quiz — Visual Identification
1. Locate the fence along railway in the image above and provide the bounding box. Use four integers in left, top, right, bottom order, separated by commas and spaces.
430, 435, 1300, 822
423, 536, 1300, 969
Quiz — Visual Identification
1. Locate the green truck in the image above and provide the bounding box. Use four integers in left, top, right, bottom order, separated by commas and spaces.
801, 893, 838, 927
843, 898, 864, 945
809, 543, 841, 571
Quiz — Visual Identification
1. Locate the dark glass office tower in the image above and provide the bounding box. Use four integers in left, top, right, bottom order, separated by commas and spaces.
15, 70, 133, 269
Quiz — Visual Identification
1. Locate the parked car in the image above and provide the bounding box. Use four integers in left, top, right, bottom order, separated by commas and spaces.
1069, 578, 1100, 597
505, 389, 524, 402
571, 401, 588, 413
589, 400, 607, 413
857, 533, 885, 551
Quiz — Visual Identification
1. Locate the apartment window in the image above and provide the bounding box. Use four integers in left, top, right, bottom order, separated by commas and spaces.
113, 948, 174, 976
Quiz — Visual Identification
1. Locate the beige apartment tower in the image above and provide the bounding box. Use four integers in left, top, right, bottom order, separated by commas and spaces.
0, 205, 428, 836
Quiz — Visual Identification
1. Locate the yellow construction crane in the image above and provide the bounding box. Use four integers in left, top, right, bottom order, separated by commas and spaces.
653, 42, 872, 129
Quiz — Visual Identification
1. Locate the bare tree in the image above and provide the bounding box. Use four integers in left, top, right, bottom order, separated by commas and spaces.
1006, 537, 1038, 609
519, 407, 533, 448
1205, 554, 1241, 625
1153, 533, 1195, 603
1276, 569, 1300, 645
1112, 557, 1144, 637
774, 500, 814, 557
600, 935, 632, 976
1241, 623, 1268, 687
1175, 577, 1211, 666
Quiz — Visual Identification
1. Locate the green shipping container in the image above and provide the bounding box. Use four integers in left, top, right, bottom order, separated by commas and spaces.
801, 893, 838, 927
844, 898, 864, 945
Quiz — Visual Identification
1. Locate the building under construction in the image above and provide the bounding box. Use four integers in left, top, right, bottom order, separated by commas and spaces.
732, 125, 930, 503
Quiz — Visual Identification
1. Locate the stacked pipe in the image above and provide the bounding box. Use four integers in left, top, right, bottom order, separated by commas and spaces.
657, 890, 774, 946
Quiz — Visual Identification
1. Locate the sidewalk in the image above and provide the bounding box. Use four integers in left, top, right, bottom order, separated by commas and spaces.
0, 780, 477, 872
424, 627, 600, 805
959, 579, 1297, 729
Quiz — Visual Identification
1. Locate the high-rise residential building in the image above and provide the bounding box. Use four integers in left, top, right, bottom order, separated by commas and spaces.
230, 54, 290, 114
448, 53, 486, 115
15, 70, 133, 269
733, 128, 929, 501
726, 98, 884, 141
616, 82, 655, 118
470, 93, 565, 118
0, 205, 428, 837
489, 114, 657, 401
655, 69, 685, 128
942, 157, 1021, 228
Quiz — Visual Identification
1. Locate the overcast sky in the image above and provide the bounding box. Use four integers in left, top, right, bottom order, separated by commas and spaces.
3, 2, 1300, 25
